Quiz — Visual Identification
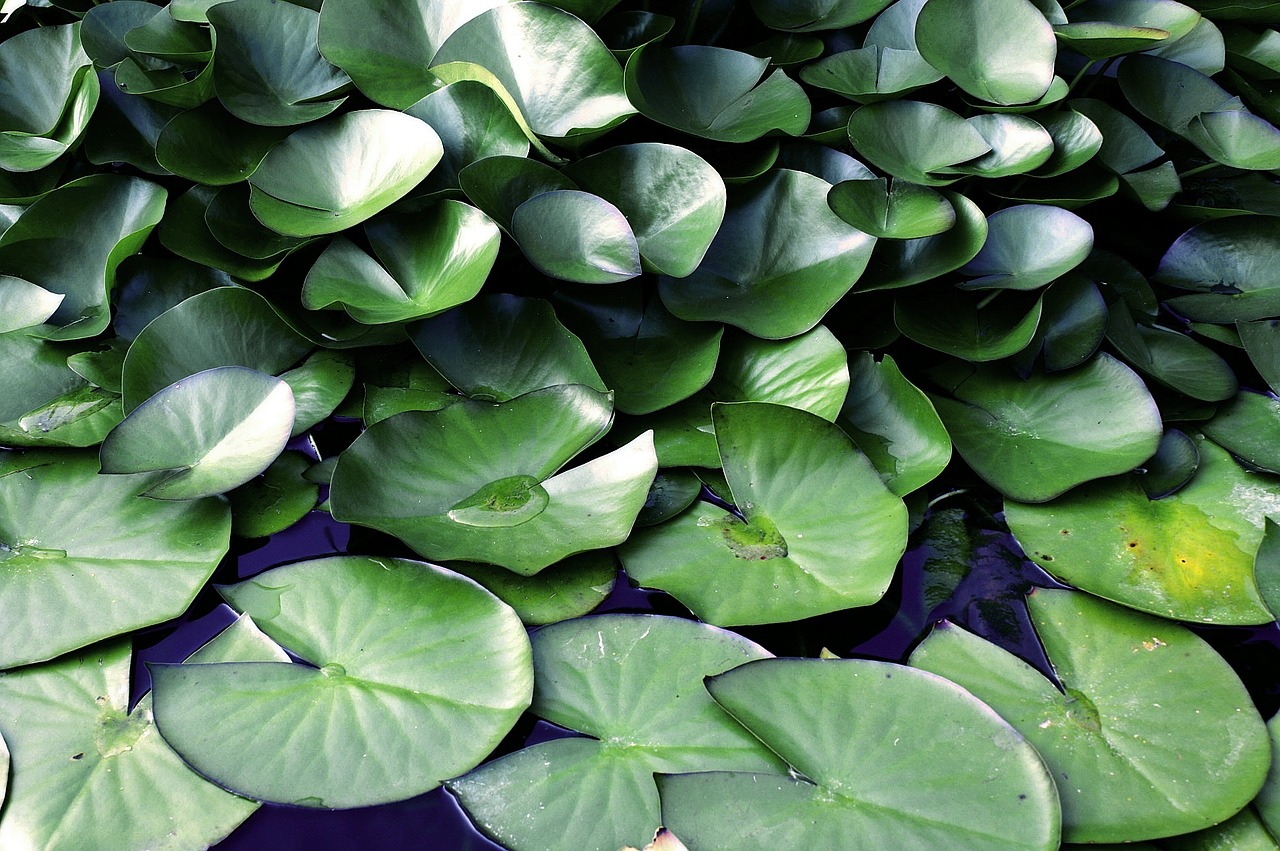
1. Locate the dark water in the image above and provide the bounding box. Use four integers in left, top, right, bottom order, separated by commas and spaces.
127, 496, 1280, 849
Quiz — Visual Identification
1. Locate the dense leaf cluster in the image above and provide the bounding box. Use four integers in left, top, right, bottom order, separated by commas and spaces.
1, 0, 1280, 847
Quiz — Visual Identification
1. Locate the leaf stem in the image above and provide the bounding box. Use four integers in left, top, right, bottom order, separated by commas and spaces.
976, 290, 1003, 310
1065, 60, 1096, 97
681, 0, 704, 44
1177, 162, 1221, 179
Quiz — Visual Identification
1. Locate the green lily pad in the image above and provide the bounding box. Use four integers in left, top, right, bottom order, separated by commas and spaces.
624, 44, 810, 143
799, 43, 944, 102
101, 366, 294, 500
858, 190, 989, 290
0, 174, 166, 341
959, 204, 1094, 290
511, 190, 642, 284
910, 589, 1269, 843
562, 143, 727, 277
403, 80, 530, 197
1032, 110, 1105, 177
597, 10, 675, 59
944, 114, 1055, 178
748, 0, 892, 30
708, 325, 850, 421
1239, 318, 1280, 394
1015, 275, 1108, 372
636, 468, 703, 526
1053, 21, 1171, 59
0, 636, 263, 851
1157, 218, 1280, 322
207, 0, 349, 126
228, 450, 319, 538
279, 348, 355, 436
847, 100, 992, 186
1071, 97, 1164, 174
659, 657, 1060, 849
895, 287, 1044, 361
0, 23, 98, 173
302, 201, 500, 324
1147, 14, 1227, 73
555, 282, 724, 415
448, 615, 783, 851
620, 402, 907, 625
827, 178, 956, 239
121, 286, 311, 412
1005, 435, 1276, 623
0, 449, 229, 669
432, 2, 633, 144
248, 109, 442, 237
1201, 391, 1280, 473
409, 293, 606, 401
448, 551, 616, 626
458, 155, 577, 231
1105, 301, 1238, 401
1136, 427, 1200, 498
0, 277, 62, 334
155, 101, 291, 185
331, 386, 657, 574
659, 169, 876, 339
317, 0, 508, 109
0, 332, 123, 449
157, 186, 288, 282
916, 0, 1058, 105
838, 352, 952, 496
205, 183, 310, 261
150, 556, 533, 808
930, 354, 1162, 502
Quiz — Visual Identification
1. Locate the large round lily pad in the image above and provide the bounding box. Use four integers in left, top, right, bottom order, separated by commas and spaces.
0, 449, 230, 669
1155, 217, 1280, 323
916, 0, 1057, 105
658, 657, 1060, 849
150, 556, 533, 808
448, 615, 783, 851
911, 589, 1271, 842
1004, 436, 1277, 624
929, 354, 1162, 502
620, 402, 907, 625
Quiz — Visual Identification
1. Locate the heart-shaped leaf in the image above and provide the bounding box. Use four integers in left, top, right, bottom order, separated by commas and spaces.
1005, 436, 1276, 623
101, 366, 294, 500
858, 190, 988, 290
511, 190, 642, 284
827, 178, 955, 239
959, 204, 1094, 290
0, 449, 229, 669
620, 402, 907, 625
847, 100, 992, 186
916, 0, 1058, 105
150, 556, 533, 808
1156, 217, 1280, 322
659, 657, 1060, 849
911, 589, 1269, 843
449, 615, 783, 851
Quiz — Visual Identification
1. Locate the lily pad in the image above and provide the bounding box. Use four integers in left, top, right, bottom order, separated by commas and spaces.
150, 556, 533, 808
895, 287, 1044, 361
0, 174, 166, 341
624, 44, 810, 143
1201, 390, 1280, 473
0, 449, 229, 669
659, 169, 876, 339
1105, 301, 1238, 401
458, 155, 577, 231
331, 385, 657, 574
248, 109, 442, 237
1239, 318, 1280, 394
554, 283, 724, 416
207, 0, 349, 126
708, 325, 850, 421
1032, 111, 1105, 177
0, 637, 262, 851
279, 349, 355, 436
620, 402, 907, 625
404, 80, 530, 197
748, 0, 893, 30
1156, 217, 1280, 322
157, 186, 289, 282
409, 293, 606, 401
846, 100, 992, 186
0, 332, 123, 449
302, 201, 500, 324
0, 23, 98, 173
929, 354, 1162, 502
1071, 97, 1164, 174
511, 190, 642, 284
449, 551, 616, 626
958, 204, 1094, 290
0, 277, 62, 334
827, 178, 956, 239
838, 352, 952, 496
562, 143, 727, 277
121, 286, 311, 412
1004, 435, 1277, 623
154, 101, 291, 185
1136, 427, 1200, 498
910, 589, 1269, 843
228, 450, 320, 539
432, 2, 633, 144
100, 366, 294, 500
916, 0, 1058, 105
659, 657, 1060, 849
1016, 275, 1108, 372
858, 190, 989, 290
448, 615, 783, 851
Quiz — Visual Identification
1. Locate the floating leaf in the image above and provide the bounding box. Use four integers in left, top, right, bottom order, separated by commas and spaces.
846, 100, 992, 186
895, 286, 1044, 361
511, 190, 642, 284
302, 201, 500, 324
458, 155, 577, 231
1105, 301, 1238, 401
207, 0, 349, 126
1156, 217, 1280, 322
930, 355, 1162, 502
748, 0, 892, 30
0, 277, 62, 334
0, 332, 122, 448
248, 110, 443, 237
0, 449, 229, 668
945, 114, 1054, 178
450, 615, 782, 851
101, 366, 294, 500
155, 101, 291, 185
1239, 318, 1280, 394
0, 174, 166, 341
449, 551, 616, 626
660, 658, 1060, 849
624, 44, 810, 143
858, 190, 988, 290
1016, 275, 1108, 372
709, 325, 849, 421
1136, 427, 1200, 498
659, 169, 876, 339
916, 0, 1058, 105
280, 349, 355, 435
911, 589, 1269, 843
621, 402, 907, 625
959, 204, 1094, 290
228, 450, 319, 538
1032, 111, 1104, 177
827, 178, 955, 239
1201, 390, 1280, 473
432, 2, 633, 143
151, 556, 533, 808
838, 352, 952, 496
1005, 436, 1276, 623
404, 80, 530, 197
0, 23, 98, 173
1071, 97, 1164, 174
